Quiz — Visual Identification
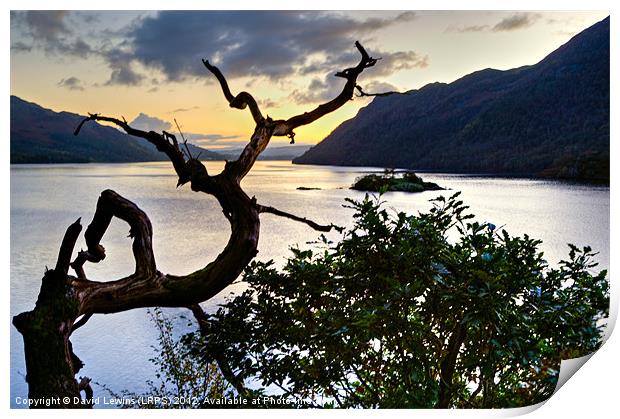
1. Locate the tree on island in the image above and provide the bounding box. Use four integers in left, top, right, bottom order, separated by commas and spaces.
351, 170, 444, 193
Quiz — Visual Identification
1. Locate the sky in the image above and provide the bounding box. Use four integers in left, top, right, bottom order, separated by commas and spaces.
9, 10, 609, 150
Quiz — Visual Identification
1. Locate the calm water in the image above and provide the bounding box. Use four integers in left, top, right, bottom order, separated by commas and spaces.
10, 161, 609, 408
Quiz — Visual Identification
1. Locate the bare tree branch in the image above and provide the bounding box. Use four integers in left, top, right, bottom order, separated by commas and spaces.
78, 376, 94, 407
16, 40, 393, 407
225, 121, 277, 181
272, 41, 378, 138
354, 84, 403, 97
71, 249, 103, 280
75, 114, 193, 186
200, 60, 272, 181
257, 204, 341, 232
71, 313, 93, 333
55, 218, 82, 276
202, 60, 264, 124
71, 189, 156, 280
200, 42, 381, 181
64, 185, 260, 316
188, 304, 251, 397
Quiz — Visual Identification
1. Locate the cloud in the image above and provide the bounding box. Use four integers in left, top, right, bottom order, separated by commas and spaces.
62, 39, 93, 58
290, 75, 405, 105
191, 138, 247, 149
127, 11, 422, 82
12, 11, 426, 88
258, 98, 280, 109
129, 113, 172, 132
103, 48, 145, 86
358, 80, 401, 95
554, 30, 577, 37
106, 64, 144, 85
184, 133, 245, 149
300, 48, 427, 77
361, 11, 417, 30
11, 11, 95, 59
169, 106, 200, 113
11, 41, 32, 52
127, 113, 242, 145
445, 13, 542, 34
11, 10, 134, 86
187, 133, 240, 141
289, 49, 424, 105
289, 75, 345, 105
367, 50, 428, 76
79, 12, 100, 25
24, 11, 70, 42
545, 16, 579, 26
446, 24, 490, 33
57, 76, 85, 91
492, 13, 541, 32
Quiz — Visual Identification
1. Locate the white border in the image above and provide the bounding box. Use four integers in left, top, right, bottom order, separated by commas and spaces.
3, 1, 616, 417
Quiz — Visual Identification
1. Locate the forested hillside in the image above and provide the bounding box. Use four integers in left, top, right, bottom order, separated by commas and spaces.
294, 17, 609, 181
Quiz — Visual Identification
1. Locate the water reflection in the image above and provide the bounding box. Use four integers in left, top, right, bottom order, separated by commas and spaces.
10, 161, 609, 407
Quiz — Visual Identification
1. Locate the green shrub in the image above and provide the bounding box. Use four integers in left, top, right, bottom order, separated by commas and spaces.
192, 193, 608, 408
99, 308, 228, 408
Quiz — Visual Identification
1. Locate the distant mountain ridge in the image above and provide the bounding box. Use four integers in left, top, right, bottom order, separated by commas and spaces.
220, 144, 312, 161
294, 17, 610, 181
10, 96, 224, 164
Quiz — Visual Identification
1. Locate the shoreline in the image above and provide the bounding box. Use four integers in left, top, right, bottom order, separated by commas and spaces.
10, 160, 610, 186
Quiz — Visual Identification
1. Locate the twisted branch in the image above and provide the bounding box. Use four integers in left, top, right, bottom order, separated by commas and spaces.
16, 40, 395, 407
200, 41, 381, 180
55, 218, 83, 276
202, 60, 264, 124
74, 114, 192, 186
272, 41, 379, 138
257, 204, 341, 232
354, 84, 402, 97
70, 189, 156, 280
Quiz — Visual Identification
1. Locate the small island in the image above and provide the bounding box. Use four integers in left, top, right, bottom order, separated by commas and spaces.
351, 169, 444, 193
296, 186, 322, 190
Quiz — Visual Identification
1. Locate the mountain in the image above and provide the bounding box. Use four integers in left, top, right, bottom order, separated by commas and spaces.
220, 144, 313, 161
294, 17, 610, 181
10, 96, 224, 164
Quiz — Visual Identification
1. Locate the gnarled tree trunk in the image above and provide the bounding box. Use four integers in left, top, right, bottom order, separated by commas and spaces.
13, 41, 383, 408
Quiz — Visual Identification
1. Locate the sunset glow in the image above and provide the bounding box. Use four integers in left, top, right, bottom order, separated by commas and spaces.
10, 10, 608, 150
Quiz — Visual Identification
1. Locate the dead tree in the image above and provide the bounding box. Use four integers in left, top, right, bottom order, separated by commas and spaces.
13, 41, 381, 408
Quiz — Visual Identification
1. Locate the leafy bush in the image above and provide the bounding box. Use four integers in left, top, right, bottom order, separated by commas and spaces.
192, 193, 608, 408
99, 308, 228, 408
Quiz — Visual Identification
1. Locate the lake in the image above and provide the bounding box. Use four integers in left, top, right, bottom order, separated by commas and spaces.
10, 161, 609, 408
